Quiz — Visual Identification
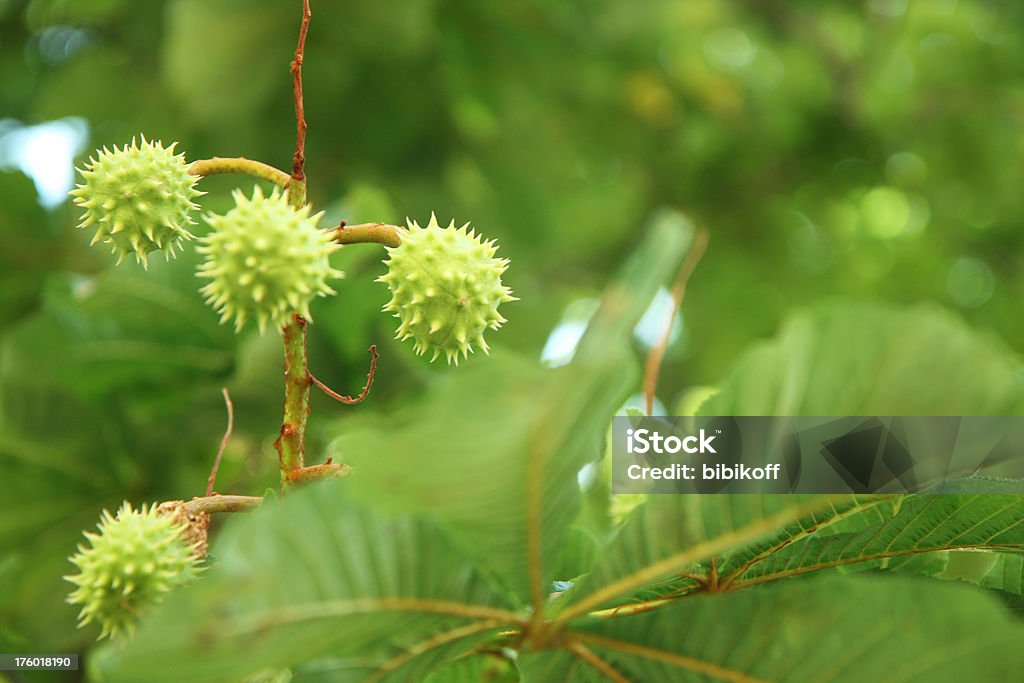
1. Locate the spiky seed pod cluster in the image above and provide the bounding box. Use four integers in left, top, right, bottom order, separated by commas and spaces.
197, 186, 343, 333
378, 214, 515, 364
70, 136, 202, 267
65, 502, 201, 639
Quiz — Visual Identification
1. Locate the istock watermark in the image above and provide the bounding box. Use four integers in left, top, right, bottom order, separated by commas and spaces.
626, 427, 718, 454
612, 416, 1024, 494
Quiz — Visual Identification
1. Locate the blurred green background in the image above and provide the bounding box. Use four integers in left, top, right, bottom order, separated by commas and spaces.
2, 0, 1023, 669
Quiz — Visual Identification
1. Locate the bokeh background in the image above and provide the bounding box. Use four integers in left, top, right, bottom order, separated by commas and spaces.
2, 0, 1023, 672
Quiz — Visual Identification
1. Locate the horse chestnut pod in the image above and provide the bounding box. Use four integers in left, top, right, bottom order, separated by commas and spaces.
378, 214, 516, 364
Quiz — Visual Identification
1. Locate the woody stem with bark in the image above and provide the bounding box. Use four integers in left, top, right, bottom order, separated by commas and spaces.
273, 0, 314, 491
275, 312, 312, 490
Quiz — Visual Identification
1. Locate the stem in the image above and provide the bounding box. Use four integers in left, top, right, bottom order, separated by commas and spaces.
272, 1, 316, 492
286, 462, 350, 484
182, 495, 263, 515
642, 227, 708, 415
332, 222, 407, 248
206, 388, 234, 497
291, 0, 311, 181
275, 313, 312, 490
189, 157, 291, 188
311, 345, 378, 404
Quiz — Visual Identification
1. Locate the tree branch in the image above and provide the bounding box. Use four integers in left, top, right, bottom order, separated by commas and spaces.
206, 388, 234, 497
291, 0, 311, 181
189, 157, 291, 188
311, 345, 378, 404
181, 494, 263, 516
332, 222, 407, 248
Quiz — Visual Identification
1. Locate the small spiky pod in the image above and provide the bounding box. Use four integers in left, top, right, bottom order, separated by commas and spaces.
377, 214, 516, 364
65, 502, 201, 639
197, 186, 343, 333
70, 136, 201, 268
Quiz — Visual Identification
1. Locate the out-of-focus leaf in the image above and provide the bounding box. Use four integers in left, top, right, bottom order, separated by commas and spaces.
524, 576, 1024, 682
696, 303, 1024, 416
2, 251, 233, 398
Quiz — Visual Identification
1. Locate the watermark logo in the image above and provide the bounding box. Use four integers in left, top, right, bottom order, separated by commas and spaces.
626, 427, 718, 454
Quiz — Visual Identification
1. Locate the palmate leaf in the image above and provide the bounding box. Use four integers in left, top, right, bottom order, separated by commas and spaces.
331, 219, 696, 605
523, 576, 1024, 682
91, 481, 521, 683
332, 350, 633, 607
543, 302, 1024, 678
553, 495, 857, 618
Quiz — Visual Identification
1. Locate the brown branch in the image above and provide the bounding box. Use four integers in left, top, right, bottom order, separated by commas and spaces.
311, 345, 378, 404
643, 228, 709, 415
291, 0, 311, 181
332, 222, 407, 248
181, 494, 263, 516
206, 388, 234, 497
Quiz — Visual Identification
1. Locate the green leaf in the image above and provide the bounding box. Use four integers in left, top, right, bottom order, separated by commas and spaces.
696, 302, 1024, 416
722, 495, 1024, 590
557, 302, 1024, 621
2, 252, 233, 398
422, 652, 518, 683
537, 576, 1024, 682
981, 552, 1024, 591
554, 495, 851, 620
92, 482, 519, 683
332, 352, 633, 607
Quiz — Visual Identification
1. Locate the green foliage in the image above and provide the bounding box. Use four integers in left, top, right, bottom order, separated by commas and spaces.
91, 242, 1024, 680
696, 303, 1024, 417
4, 1, 1024, 680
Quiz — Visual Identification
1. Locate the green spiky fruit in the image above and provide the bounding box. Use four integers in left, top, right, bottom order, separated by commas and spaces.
378, 214, 515, 364
70, 136, 202, 267
65, 502, 201, 639
197, 186, 343, 332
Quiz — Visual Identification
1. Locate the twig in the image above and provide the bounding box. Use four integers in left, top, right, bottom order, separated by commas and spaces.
206, 388, 234, 497
643, 228, 709, 415
311, 345, 378, 405
182, 494, 263, 516
291, 0, 311, 181
332, 222, 407, 248
188, 157, 291, 188
286, 462, 351, 484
